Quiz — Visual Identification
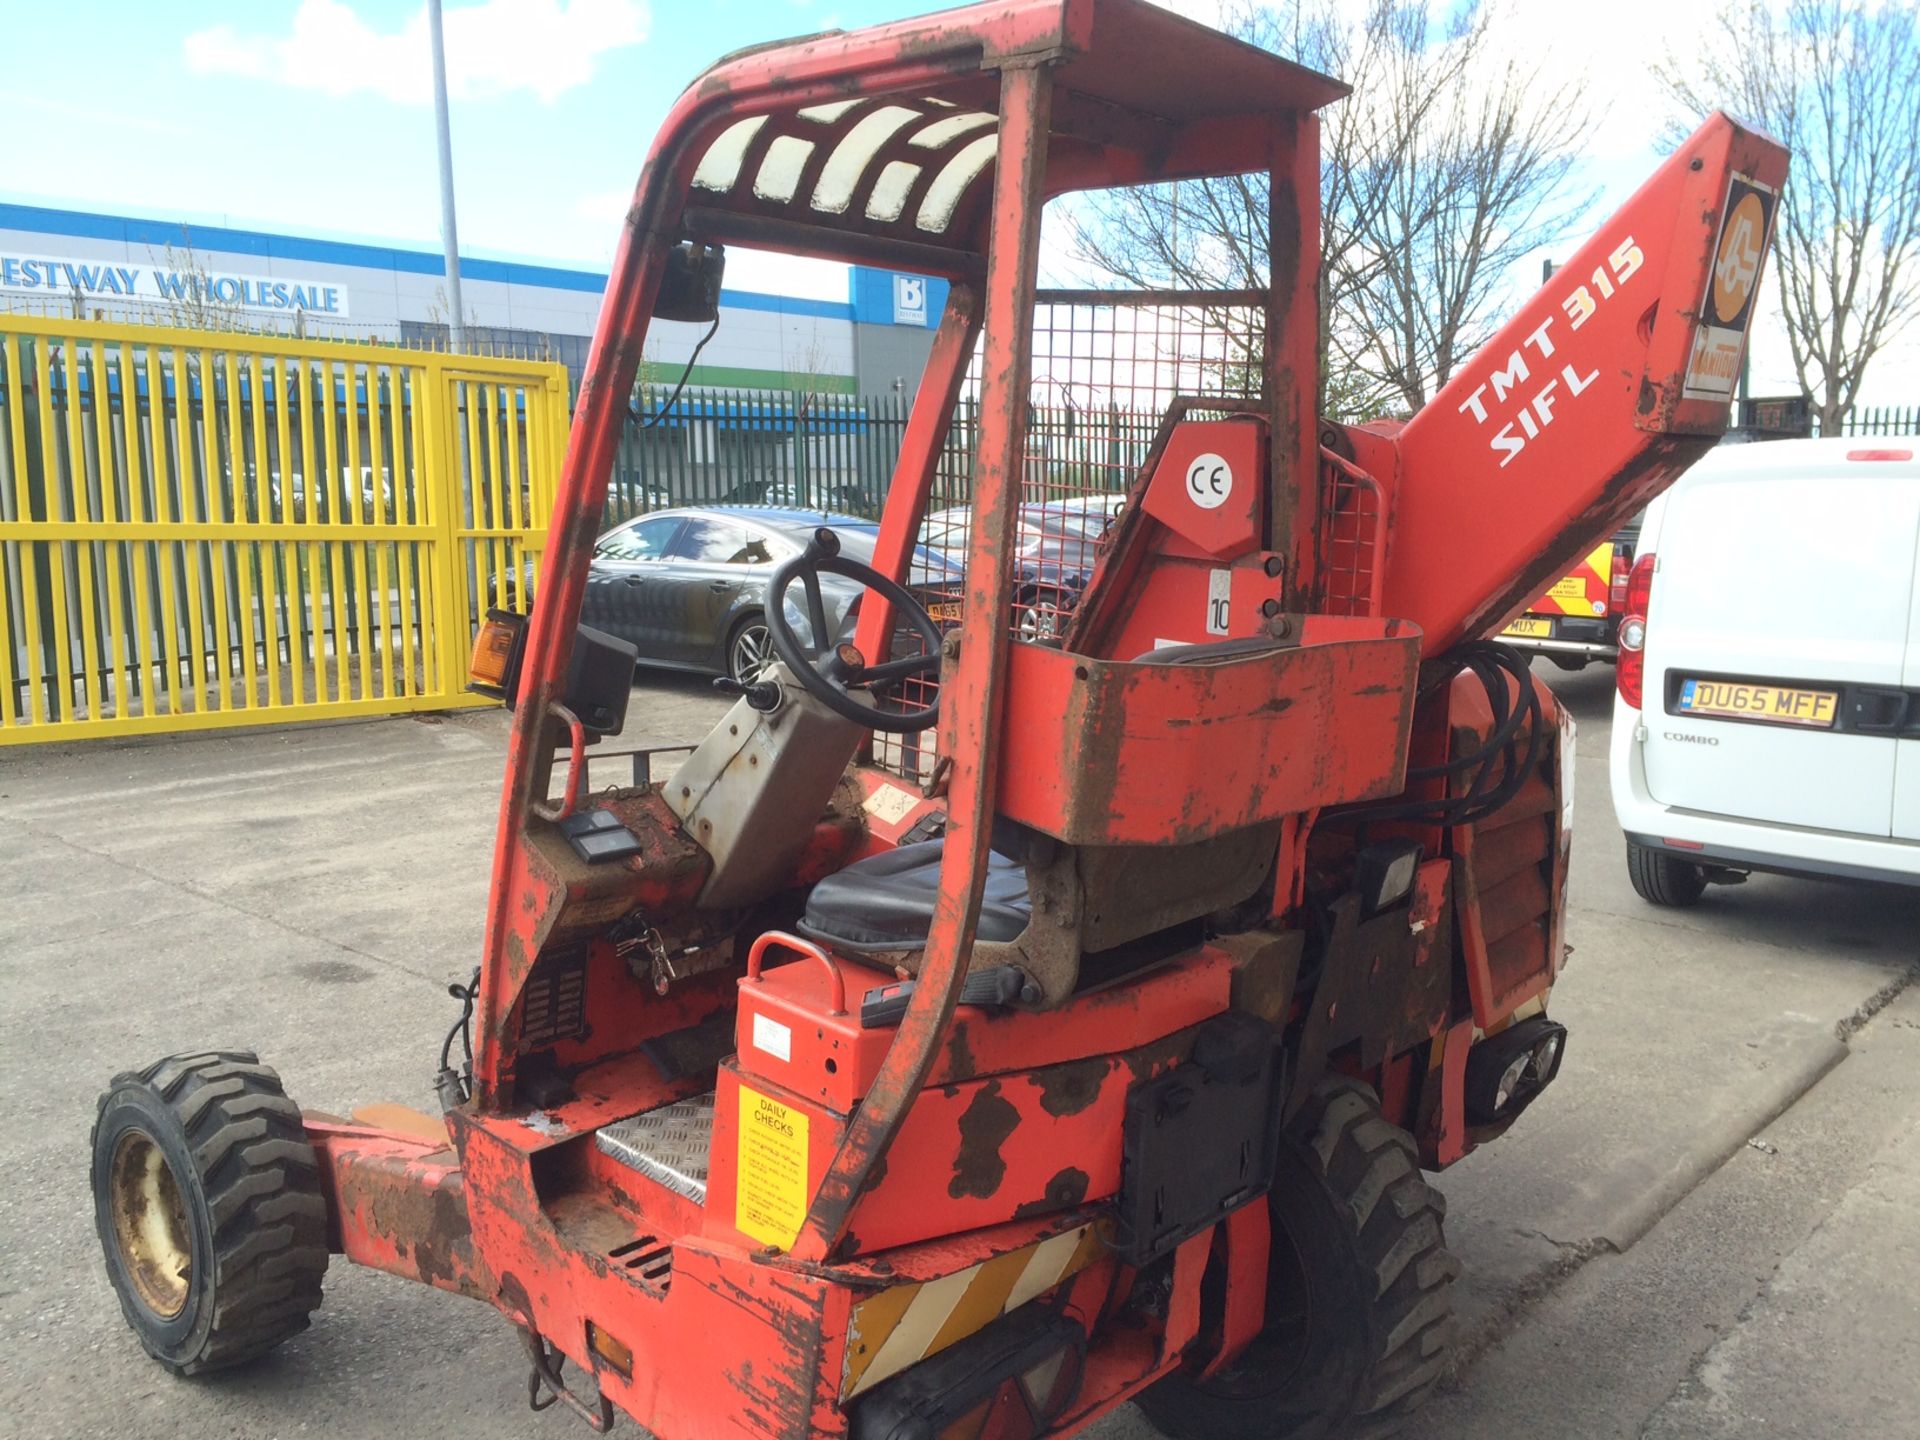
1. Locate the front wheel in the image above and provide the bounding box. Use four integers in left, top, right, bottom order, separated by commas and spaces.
1134, 1080, 1458, 1440
92, 1051, 329, 1375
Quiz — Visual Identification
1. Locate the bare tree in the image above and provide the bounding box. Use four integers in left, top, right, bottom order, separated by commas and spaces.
149, 235, 247, 330
1661, 0, 1920, 434
419, 283, 476, 350
1068, 0, 1593, 418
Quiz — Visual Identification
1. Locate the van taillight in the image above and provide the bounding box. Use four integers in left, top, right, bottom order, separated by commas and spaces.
1616, 552, 1656, 709
1608, 544, 1632, 611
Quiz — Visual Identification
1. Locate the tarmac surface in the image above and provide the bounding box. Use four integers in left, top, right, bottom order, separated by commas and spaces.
2, 662, 1917, 1439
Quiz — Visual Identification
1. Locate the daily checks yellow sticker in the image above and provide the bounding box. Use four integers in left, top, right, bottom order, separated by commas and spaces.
736, 1085, 810, 1249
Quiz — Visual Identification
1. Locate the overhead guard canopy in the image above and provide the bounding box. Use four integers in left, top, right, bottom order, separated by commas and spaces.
669, 0, 1349, 273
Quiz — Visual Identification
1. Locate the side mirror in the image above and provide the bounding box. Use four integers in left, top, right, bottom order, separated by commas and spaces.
467, 613, 635, 738
563, 624, 637, 737
652, 242, 725, 324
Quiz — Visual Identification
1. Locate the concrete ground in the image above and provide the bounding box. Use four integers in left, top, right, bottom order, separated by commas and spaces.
2, 662, 1917, 1439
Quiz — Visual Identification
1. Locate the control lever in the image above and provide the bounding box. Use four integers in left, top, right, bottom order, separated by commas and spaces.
712, 675, 782, 712
859, 966, 1034, 1029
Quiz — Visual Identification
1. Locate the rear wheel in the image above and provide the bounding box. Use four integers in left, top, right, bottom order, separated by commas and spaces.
727, 613, 773, 683
92, 1051, 328, 1375
1626, 839, 1707, 907
1135, 1080, 1457, 1440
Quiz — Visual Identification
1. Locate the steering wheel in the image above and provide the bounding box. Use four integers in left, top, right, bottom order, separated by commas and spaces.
765, 529, 944, 733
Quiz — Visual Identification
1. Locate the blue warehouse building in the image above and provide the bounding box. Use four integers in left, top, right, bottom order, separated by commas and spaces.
0, 202, 948, 398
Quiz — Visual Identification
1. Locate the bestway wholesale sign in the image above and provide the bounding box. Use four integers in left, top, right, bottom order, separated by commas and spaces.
0, 251, 348, 317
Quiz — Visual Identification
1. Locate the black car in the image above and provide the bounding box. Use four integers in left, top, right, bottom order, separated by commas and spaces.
580, 505, 965, 682
1011, 495, 1124, 639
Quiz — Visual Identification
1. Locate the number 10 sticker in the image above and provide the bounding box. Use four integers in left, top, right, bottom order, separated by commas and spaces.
1186, 452, 1233, 510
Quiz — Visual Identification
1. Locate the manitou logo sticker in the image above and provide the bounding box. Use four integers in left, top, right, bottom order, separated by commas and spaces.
1713, 200, 1764, 320
1683, 174, 1776, 401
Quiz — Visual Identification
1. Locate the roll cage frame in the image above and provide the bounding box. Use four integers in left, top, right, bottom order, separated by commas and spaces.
475, 0, 1346, 1264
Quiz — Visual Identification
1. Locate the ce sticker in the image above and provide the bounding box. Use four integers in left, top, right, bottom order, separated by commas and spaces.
1186, 452, 1233, 510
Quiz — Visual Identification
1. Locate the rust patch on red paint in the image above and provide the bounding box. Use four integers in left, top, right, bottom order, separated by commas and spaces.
400, 1182, 475, 1292
948, 1079, 1019, 1199
1031, 1056, 1108, 1117
1010, 1166, 1090, 1219
944, 1017, 980, 1081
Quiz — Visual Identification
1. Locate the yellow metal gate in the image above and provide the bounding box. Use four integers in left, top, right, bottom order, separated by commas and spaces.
0, 315, 567, 744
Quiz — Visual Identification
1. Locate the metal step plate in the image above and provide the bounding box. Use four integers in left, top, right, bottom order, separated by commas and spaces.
595, 1092, 715, 1205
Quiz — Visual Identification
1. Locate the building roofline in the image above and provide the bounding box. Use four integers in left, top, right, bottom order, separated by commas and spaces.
0, 201, 855, 322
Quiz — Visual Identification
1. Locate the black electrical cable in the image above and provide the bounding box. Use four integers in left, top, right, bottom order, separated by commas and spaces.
1412, 646, 1542, 829
1427, 644, 1543, 827
632, 315, 721, 430
437, 969, 480, 1071
435, 967, 481, 1110
1325, 639, 1549, 831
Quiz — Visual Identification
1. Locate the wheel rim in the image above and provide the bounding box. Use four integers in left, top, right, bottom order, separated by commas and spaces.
1198, 1211, 1315, 1398
1017, 604, 1059, 641
732, 623, 772, 681
108, 1130, 193, 1319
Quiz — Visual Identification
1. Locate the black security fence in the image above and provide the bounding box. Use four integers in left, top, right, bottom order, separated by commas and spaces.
1838, 405, 1920, 437
608, 388, 910, 525
602, 292, 1265, 527
605, 386, 1169, 528
1756, 395, 1919, 440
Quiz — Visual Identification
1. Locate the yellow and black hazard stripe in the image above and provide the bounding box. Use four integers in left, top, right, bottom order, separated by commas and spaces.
840, 1221, 1108, 1400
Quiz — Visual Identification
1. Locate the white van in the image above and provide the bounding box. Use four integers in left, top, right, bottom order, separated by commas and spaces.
1609, 437, 1920, 904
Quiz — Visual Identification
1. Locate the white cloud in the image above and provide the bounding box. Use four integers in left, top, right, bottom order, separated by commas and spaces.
183, 0, 648, 106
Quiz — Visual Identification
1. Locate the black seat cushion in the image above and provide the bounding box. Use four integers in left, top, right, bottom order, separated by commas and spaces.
798, 836, 1030, 953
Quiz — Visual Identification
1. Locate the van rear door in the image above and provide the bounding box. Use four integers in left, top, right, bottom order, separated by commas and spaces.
1883, 448, 1920, 840
1640, 445, 1919, 838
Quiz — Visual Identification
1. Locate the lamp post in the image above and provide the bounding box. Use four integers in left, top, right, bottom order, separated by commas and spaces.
427, 0, 466, 352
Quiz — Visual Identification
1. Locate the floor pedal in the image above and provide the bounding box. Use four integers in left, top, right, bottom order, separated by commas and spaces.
595, 1092, 715, 1204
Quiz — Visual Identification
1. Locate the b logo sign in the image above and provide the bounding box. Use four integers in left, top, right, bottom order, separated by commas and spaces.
1185, 452, 1232, 510
892, 275, 927, 326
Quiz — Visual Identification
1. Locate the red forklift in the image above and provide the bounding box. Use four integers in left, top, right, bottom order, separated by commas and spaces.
89, 4, 1786, 1436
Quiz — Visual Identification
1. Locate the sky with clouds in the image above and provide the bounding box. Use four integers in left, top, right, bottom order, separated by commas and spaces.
0, 0, 1912, 404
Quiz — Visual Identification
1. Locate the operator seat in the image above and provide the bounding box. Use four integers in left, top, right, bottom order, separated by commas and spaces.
798, 638, 1292, 964
798, 835, 1030, 955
